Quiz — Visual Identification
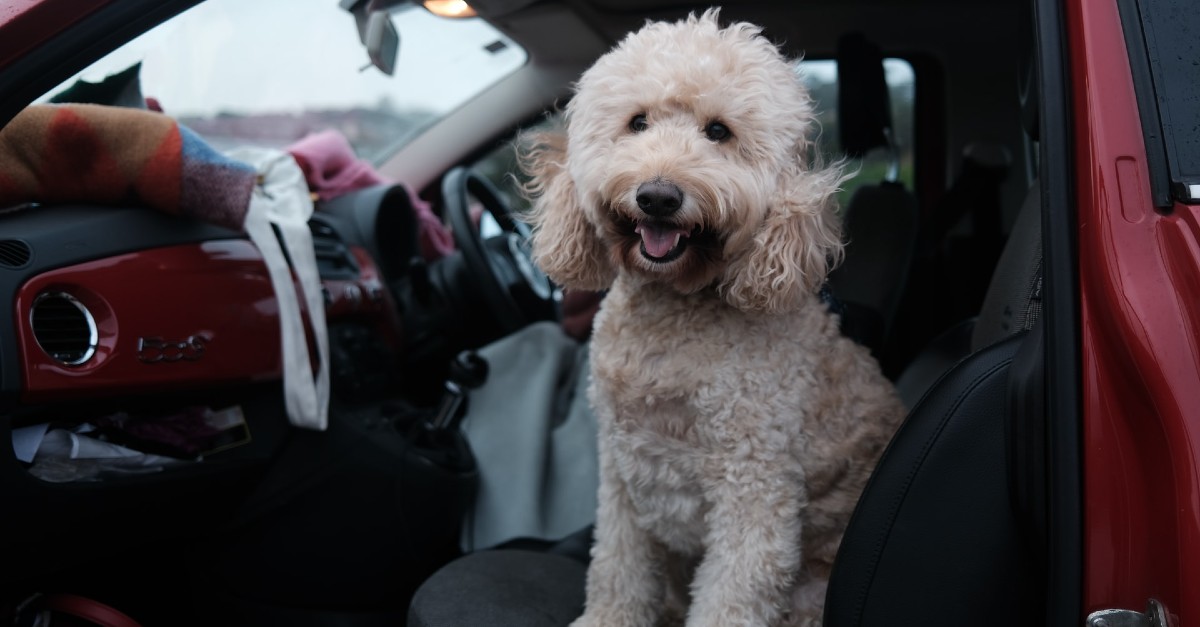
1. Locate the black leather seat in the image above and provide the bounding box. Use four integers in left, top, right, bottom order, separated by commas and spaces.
824, 330, 1042, 626
826, 173, 1044, 625
892, 181, 1043, 407
408, 550, 586, 627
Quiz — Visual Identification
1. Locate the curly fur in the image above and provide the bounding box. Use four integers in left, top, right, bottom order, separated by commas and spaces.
521, 10, 906, 626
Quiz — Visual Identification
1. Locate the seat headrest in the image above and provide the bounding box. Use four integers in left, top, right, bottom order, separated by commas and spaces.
836, 32, 893, 158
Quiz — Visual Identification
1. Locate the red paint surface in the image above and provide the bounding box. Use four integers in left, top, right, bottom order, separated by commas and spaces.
0, 0, 111, 71
17, 240, 284, 401
17, 241, 403, 402
1069, 0, 1200, 622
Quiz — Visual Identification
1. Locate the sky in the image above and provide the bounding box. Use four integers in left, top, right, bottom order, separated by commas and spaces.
52, 0, 526, 118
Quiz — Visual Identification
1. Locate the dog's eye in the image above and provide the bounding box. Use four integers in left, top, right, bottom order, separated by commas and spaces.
629, 114, 648, 133
704, 121, 732, 142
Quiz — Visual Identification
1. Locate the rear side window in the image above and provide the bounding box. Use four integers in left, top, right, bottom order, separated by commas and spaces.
1119, 0, 1200, 205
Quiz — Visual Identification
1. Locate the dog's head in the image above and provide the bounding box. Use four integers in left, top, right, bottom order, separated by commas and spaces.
522, 9, 844, 313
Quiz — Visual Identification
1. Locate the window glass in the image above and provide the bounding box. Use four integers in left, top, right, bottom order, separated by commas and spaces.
799, 58, 916, 204
473, 116, 558, 217
1128, 0, 1200, 197
41, 0, 527, 164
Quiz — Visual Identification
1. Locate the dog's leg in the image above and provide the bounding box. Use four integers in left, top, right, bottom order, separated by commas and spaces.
571, 452, 665, 627
685, 459, 805, 627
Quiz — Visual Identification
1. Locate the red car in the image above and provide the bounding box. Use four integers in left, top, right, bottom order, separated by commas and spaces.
0, 0, 1195, 625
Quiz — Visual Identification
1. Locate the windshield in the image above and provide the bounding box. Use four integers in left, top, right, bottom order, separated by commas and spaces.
40, 0, 527, 163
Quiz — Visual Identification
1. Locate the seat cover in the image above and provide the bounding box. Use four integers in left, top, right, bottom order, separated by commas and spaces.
828, 181, 920, 344
408, 550, 586, 627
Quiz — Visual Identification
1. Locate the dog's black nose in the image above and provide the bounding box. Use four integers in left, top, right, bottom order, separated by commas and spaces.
636, 181, 684, 217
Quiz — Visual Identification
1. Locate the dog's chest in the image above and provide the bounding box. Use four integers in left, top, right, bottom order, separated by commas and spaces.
589, 287, 769, 552
589, 283, 812, 554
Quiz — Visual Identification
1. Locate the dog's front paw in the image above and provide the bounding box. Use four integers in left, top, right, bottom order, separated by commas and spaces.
569, 616, 601, 627
569, 613, 613, 627
570, 608, 658, 627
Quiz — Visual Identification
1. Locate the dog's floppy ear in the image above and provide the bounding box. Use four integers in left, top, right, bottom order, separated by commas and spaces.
519, 130, 616, 290
719, 163, 845, 313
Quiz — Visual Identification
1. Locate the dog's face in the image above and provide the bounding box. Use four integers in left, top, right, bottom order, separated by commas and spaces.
523, 10, 844, 313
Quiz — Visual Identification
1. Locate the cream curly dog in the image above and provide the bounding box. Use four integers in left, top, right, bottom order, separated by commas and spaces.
522, 10, 906, 627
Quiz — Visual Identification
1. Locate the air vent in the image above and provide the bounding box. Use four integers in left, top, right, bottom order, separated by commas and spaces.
309, 219, 359, 280
31, 292, 98, 366
0, 239, 32, 268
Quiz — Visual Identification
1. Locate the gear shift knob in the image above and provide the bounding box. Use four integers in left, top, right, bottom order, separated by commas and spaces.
448, 350, 489, 389
427, 351, 489, 432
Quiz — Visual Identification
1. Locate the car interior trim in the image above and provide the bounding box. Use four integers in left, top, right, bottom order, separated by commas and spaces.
1034, 0, 1085, 624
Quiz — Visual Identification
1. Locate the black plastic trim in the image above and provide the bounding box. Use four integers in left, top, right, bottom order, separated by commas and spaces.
1007, 318, 1048, 572
0, 239, 33, 269
1115, 0, 1173, 209
1033, 0, 1084, 625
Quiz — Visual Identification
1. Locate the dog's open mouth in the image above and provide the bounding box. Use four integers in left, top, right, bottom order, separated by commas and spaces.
634, 220, 701, 263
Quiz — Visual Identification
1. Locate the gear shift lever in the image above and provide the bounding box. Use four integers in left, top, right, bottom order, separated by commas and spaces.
427, 350, 489, 432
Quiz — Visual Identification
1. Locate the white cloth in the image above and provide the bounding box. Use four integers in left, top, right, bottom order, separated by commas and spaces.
230, 148, 330, 431
29, 427, 188, 482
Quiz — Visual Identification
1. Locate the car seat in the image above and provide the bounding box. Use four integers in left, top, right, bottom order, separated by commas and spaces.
825, 22, 1050, 619
823, 182, 1045, 626
406, 173, 1048, 625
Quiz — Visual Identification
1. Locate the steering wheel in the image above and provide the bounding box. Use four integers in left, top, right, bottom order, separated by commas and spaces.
441, 167, 555, 335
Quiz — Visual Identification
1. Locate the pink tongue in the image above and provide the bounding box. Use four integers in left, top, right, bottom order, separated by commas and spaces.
635, 223, 690, 258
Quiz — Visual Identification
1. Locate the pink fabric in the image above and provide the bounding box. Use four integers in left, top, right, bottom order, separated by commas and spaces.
287, 130, 455, 261
561, 290, 604, 341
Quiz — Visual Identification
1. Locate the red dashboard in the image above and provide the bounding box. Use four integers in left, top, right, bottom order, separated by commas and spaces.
14, 239, 395, 403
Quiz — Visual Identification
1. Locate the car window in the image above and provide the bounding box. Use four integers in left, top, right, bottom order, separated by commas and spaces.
1119, 0, 1200, 206
38, 0, 527, 164
473, 118, 554, 218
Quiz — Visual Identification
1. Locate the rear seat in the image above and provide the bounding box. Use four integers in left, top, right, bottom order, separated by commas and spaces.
827, 33, 920, 363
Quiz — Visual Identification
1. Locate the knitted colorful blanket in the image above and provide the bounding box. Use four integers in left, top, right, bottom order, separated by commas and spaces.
0, 104, 256, 231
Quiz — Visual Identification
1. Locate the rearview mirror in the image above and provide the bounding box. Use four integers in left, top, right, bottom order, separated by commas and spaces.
341, 0, 400, 76
365, 11, 399, 76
